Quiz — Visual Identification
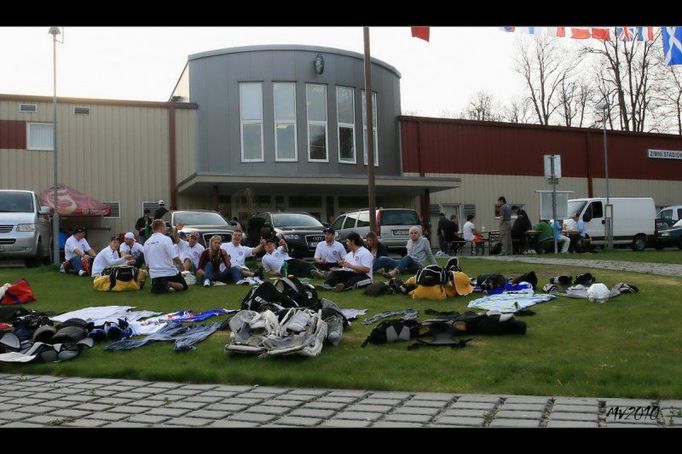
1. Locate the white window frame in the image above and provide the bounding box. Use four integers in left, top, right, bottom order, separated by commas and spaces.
306, 83, 329, 163
26, 122, 54, 151
361, 90, 379, 167
273, 82, 298, 162
103, 201, 120, 219
336, 86, 356, 164
239, 82, 265, 163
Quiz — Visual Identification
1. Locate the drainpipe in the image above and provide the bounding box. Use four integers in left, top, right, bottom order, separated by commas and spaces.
168, 105, 178, 209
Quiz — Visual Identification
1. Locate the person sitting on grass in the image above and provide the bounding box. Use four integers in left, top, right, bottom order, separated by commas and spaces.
364, 231, 389, 269
91, 236, 136, 277
196, 235, 232, 287
120, 232, 145, 269
314, 227, 347, 273
323, 232, 373, 292
172, 224, 205, 273
63, 226, 97, 276
262, 236, 326, 279
375, 226, 436, 279
143, 219, 188, 294
220, 229, 266, 282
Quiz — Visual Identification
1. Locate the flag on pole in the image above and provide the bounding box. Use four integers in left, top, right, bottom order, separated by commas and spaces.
571, 28, 591, 39
616, 26, 655, 41
411, 27, 430, 42
662, 27, 682, 65
591, 28, 610, 40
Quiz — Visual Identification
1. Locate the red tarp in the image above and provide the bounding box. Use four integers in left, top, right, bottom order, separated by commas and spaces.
40, 184, 111, 217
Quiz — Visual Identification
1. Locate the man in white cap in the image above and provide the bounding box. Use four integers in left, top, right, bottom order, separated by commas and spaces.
120, 232, 145, 268
91, 236, 136, 277
154, 200, 168, 220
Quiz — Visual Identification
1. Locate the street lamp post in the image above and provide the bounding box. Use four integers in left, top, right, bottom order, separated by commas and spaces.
598, 103, 613, 250
49, 27, 61, 265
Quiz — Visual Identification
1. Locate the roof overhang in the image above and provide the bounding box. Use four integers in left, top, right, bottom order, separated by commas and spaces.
177, 173, 460, 197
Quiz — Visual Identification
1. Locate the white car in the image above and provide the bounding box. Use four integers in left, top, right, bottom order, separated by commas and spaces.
0, 190, 53, 265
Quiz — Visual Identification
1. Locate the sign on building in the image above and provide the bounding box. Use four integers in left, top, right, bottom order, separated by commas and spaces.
647, 149, 682, 160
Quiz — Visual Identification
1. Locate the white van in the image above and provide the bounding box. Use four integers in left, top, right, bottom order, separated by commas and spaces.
0, 190, 53, 265
656, 205, 682, 226
567, 197, 656, 251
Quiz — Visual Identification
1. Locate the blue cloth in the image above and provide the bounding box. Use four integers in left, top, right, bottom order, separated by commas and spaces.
485, 281, 534, 295
551, 220, 564, 240
575, 220, 587, 237
204, 262, 231, 283
467, 293, 555, 313
105, 322, 220, 352
69, 256, 83, 273
663, 27, 682, 65
373, 255, 422, 274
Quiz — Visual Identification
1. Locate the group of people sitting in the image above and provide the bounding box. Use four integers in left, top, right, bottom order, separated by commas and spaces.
62, 217, 440, 295
531, 212, 589, 254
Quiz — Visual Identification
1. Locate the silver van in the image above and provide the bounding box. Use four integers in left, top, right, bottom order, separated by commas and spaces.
331, 208, 422, 250
0, 190, 53, 265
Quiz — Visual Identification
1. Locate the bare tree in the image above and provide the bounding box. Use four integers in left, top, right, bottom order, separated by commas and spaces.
651, 51, 682, 134
557, 79, 594, 127
581, 30, 661, 132
461, 91, 502, 121
439, 108, 458, 119
504, 96, 534, 124
515, 35, 574, 125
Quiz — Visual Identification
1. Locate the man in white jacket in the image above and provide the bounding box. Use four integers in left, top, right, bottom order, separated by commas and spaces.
91, 236, 135, 277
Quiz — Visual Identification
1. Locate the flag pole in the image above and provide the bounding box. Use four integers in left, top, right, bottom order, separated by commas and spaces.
363, 26, 377, 234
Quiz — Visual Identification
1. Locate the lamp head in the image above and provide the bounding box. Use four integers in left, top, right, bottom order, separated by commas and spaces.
48, 27, 61, 36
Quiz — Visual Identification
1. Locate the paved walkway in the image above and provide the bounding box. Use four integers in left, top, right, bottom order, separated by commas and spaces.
0, 373, 680, 428
468, 255, 682, 277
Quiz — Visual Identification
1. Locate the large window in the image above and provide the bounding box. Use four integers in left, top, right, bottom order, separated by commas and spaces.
336, 86, 356, 164
274, 82, 297, 161
361, 90, 378, 166
239, 82, 264, 162
27, 123, 54, 151
306, 84, 328, 162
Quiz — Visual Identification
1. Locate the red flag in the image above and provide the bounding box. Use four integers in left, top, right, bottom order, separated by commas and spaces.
591, 28, 610, 40
411, 26, 430, 42
571, 28, 591, 39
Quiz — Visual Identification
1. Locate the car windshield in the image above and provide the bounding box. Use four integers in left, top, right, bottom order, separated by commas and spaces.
272, 213, 323, 228
0, 192, 33, 213
174, 212, 228, 226
567, 201, 587, 219
674, 219, 682, 228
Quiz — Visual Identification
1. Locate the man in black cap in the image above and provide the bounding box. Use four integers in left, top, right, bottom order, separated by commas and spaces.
154, 200, 168, 221
313, 227, 346, 273
63, 227, 97, 276
135, 209, 153, 244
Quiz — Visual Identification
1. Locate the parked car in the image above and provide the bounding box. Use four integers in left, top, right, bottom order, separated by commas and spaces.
331, 208, 422, 250
567, 197, 656, 251
168, 210, 239, 247
656, 205, 682, 227
655, 219, 682, 249
245, 212, 325, 258
0, 190, 53, 265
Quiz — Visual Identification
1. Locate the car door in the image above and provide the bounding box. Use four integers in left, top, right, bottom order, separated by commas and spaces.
34, 193, 51, 257
582, 201, 604, 240
331, 215, 347, 240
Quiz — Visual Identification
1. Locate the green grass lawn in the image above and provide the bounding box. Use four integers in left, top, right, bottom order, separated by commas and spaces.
1, 259, 681, 399
532, 249, 682, 264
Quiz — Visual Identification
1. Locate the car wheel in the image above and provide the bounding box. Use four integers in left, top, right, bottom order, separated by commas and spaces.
632, 235, 647, 251
678, 239, 682, 250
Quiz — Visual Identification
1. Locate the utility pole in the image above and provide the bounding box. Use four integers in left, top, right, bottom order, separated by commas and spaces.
363, 26, 377, 233
49, 26, 62, 265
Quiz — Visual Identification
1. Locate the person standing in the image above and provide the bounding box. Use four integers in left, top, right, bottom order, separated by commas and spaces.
91, 236, 135, 277
143, 219, 188, 293
154, 200, 168, 220
498, 196, 513, 256
135, 209, 153, 244
314, 227, 347, 272
120, 232, 145, 268
436, 213, 449, 254
63, 227, 97, 276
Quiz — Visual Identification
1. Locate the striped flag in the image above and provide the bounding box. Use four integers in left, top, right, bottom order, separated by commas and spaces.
411, 26, 430, 42
663, 27, 682, 65
616, 26, 655, 41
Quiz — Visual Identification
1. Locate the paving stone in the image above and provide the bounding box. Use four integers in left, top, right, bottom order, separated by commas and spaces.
59, 394, 98, 403
95, 385, 133, 392
73, 403, 114, 412
551, 404, 599, 413
165, 401, 208, 410
412, 393, 455, 402
129, 400, 166, 408
214, 385, 253, 393
13, 406, 56, 415
127, 414, 172, 424
205, 403, 248, 412
103, 422, 149, 428
346, 404, 394, 413
106, 406, 152, 415
286, 389, 328, 396
502, 396, 551, 405
495, 410, 544, 420
210, 420, 260, 428
116, 380, 152, 387
180, 384, 219, 391
498, 404, 548, 412
70, 383, 103, 390
552, 397, 600, 406
546, 420, 600, 428
64, 418, 109, 427
327, 390, 369, 398
303, 401, 349, 411
264, 399, 304, 408
223, 397, 265, 405
185, 410, 230, 420
442, 409, 489, 418
605, 423, 661, 428
384, 413, 433, 423
113, 392, 153, 400
274, 394, 314, 402
31, 376, 64, 383
84, 412, 130, 422
145, 394, 186, 402
450, 401, 496, 410
321, 419, 372, 428
146, 407, 191, 417
38, 400, 79, 409
489, 418, 541, 428
603, 399, 655, 407
29, 392, 68, 400
91, 390, 118, 397
549, 412, 599, 422
1, 421, 45, 428
273, 416, 322, 427
373, 421, 424, 428
289, 408, 336, 419
317, 396, 359, 404
235, 392, 279, 400
0, 411, 34, 421
392, 406, 441, 416
245, 405, 291, 416
367, 392, 412, 399
2, 391, 32, 398
334, 411, 383, 421
200, 391, 239, 399
668, 417, 682, 426
164, 417, 213, 427
86, 378, 121, 385
361, 398, 404, 406
228, 412, 276, 423
47, 409, 92, 419
146, 382, 184, 389
250, 386, 289, 394
400, 400, 446, 408
26, 415, 72, 425
433, 416, 485, 426
58, 377, 91, 384
659, 400, 682, 408
603, 417, 659, 426
93, 397, 133, 406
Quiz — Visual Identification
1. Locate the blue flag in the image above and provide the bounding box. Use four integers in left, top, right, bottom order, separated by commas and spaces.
662, 27, 682, 65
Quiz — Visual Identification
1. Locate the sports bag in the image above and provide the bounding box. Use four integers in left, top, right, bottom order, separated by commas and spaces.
0, 279, 37, 305
361, 319, 424, 347
94, 266, 145, 292
273, 276, 321, 310
241, 282, 299, 314
415, 265, 446, 287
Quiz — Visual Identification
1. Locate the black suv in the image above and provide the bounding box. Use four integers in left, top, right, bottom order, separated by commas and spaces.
246, 212, 325, 258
